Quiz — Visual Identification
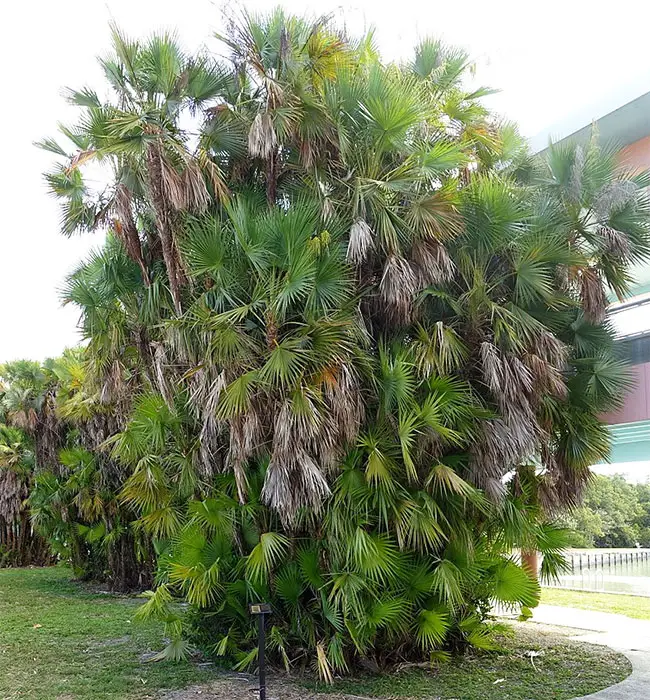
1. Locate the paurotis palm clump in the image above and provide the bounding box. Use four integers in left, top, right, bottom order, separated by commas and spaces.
1, 6, 647, 675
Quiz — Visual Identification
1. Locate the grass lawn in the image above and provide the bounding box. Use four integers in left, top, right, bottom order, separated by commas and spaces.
541, 587, 650, 620
311, 623, 630, 700
0, 566, 207, 700
0, 567, 632, 700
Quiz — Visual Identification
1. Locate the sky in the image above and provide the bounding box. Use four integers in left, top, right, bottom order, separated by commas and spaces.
3, 0, 650, 362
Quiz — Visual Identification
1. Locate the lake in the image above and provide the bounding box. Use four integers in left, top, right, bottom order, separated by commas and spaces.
548, 548, 650, 596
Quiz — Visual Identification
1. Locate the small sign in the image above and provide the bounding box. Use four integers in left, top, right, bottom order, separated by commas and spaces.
249, 602, 271, 615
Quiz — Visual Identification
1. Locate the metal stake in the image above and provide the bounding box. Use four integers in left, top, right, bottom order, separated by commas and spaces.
258, 613, 266, 700
249, 603, 271, 700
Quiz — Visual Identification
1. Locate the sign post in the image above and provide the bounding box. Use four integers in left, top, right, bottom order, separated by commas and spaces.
249, 603, 271, 700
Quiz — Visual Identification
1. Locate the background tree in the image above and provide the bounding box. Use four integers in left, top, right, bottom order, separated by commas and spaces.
564, 474, 650, 548
634, 483, 650, 547
0, 363, 53, 566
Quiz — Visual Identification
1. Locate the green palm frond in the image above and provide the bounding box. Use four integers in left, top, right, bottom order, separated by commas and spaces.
246, 532, 289, 583
571, 352, 633, 411
416, 607, 449, 650
490, 559, 540, 609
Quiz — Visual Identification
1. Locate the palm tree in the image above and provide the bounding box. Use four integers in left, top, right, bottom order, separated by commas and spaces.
31, 8, 650, 675
0, 424, 51, 566
0, 366, 54, 566
40, 26, 234, 314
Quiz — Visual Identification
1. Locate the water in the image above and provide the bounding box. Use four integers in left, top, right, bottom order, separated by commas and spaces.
548, 549, 650, 596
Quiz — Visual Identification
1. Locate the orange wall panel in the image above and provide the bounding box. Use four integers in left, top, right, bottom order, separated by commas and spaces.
619, 135, 650, 171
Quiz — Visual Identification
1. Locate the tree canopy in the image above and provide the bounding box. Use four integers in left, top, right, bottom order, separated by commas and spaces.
565, 474, 650, 548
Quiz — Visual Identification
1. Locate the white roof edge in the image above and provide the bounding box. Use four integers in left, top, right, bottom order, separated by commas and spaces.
530, 71, 650, 154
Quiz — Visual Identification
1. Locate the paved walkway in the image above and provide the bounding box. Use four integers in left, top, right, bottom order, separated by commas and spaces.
532, 604, 650, 698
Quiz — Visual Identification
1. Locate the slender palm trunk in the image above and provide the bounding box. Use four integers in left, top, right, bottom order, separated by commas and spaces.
521, 549, 539, 581
0, 511, 53, 567
106, 529, 147, 592
266, 154, 278, 206
115, 185, 150, 286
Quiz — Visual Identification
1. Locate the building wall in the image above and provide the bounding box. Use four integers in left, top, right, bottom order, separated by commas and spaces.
619, 135, 650, 170
603, 362, 650, 425
602, 137, 650, 433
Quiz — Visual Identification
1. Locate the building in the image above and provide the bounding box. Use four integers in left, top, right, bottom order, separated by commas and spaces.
533, 90, 650, 481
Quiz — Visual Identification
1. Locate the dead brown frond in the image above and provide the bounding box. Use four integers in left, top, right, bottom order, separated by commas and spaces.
411, 239, 455, 287
35, 392, 65, 475
114, 184, 150, 285
479, 342, 501, 393
227, 406, 263, 503
299, 138, 315, 169
197, 370, 227, 478
599, 225, 632, 259
539, 457, 591, 511
536, 329, 568, 368
483, 476, 507, 502
66, 149, 97, 173
523, 353, 568, 400
322, 197, 335, 221
265, 77, 285, 108
160, 156, 185, 210
579, 266, 608, 323
248, 112, 277, 159
568, 145, 584, 202
7, 408, 38, 432
379, 255, 417, 324
100, 360, 126, 405
346, 219, 374, 264
310, 364, 363, 471
160, 156, 211, 212
261, 397, 331, 522
506, 355, 534, 400
262, 449, 330, 524
469, 408, 538, 494
555, 264, 570, 292
472, 341, 545, 490
145, 142, 186, 314
316, 641, 334, 685
152, 342, 175, 409
196, 148, 229, 202
325, 363, 363, 446
481, 343, 537, 422
181, 158, 211, 212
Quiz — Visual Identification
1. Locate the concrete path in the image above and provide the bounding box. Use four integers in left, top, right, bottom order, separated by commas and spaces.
532, 604, 650, 698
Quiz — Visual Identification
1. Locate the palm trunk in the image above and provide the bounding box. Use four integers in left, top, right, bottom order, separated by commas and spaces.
115, 185, 151, 286
266, 153, 278, 206
521, 549, 539, 581
16, 512, 28, 566
0, 510, 52, 568
146, 143, 184, 315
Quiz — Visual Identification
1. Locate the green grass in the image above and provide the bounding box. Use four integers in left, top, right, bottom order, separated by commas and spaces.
0, 566, 207, 700
310, 624, 630, 700
0, 567, 632, 700
541, 587, 650, 620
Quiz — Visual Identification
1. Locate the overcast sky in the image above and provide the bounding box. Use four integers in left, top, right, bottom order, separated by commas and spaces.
3, 0, 650, 362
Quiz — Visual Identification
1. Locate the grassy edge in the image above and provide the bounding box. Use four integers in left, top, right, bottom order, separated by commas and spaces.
541, 587, 650, 620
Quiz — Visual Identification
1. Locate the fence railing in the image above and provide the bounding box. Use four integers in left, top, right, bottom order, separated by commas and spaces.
542, 548, 650, 596
566, 549, 650, 572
